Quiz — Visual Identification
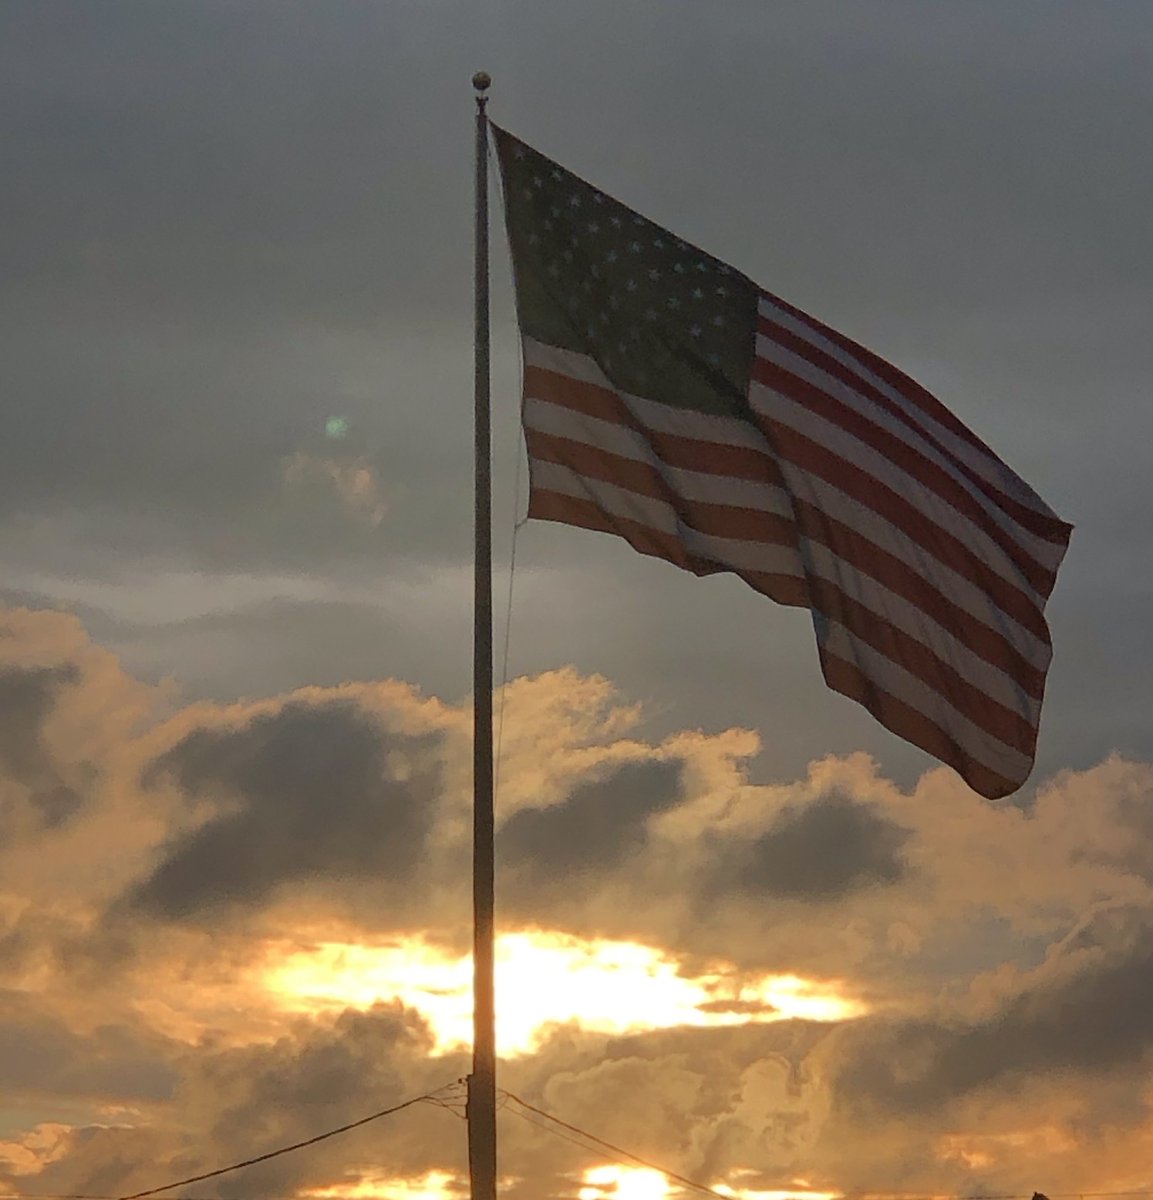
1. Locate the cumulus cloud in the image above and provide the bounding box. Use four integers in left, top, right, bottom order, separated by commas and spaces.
2, 604, 1153, 1195
130, 699, 442, 921
725, 793, 910, 902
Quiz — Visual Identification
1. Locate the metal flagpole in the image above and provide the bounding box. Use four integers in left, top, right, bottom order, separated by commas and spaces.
467, 70, 497, 1200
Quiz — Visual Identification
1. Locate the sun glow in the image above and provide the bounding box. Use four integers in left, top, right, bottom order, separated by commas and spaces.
303, 1170, 460, 1200
576, 1166, 840, 1200
262, 930, 865, 1056
580, 1165, 670, 1200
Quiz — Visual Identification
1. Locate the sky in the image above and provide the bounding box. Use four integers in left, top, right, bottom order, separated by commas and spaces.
1, 0, 1152, 1195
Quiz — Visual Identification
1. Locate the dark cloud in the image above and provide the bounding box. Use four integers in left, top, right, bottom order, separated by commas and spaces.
0, 664, 87, 827
727, 793, 909, 901
128, 699, 442, 920
500, 758, 684, 878
0, 991, 177, 1103
26, 1001, 460, 1200
835, 907, 1153, 1116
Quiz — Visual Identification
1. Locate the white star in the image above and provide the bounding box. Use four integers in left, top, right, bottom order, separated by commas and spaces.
692, 287, 704, 299
551, 169, 562, 180
690, 325, 702, 338
648, 268, 661, 280
568, 194, 582, 208
694, 261, 708, 272
605, 250, 618, 264
593, 193, 605, 204
653, 238, 665, 249
712, 314, 725, 326
587, 222, 600, 233
716, 285, 728, 297
610, 215, 623, 228
547, 263, 560, 278
644, 307, 658, 321
532, 175, 543, 188
626, 279, 638, 291
629, 241, 642, 253
673, 263, 685, 274
667, 297, 680, 309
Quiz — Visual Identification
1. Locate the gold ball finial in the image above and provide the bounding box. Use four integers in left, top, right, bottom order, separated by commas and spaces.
472, 71, 492, 92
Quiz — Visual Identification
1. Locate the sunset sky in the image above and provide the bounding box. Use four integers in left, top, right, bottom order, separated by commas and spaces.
3, 1, 1153, 1196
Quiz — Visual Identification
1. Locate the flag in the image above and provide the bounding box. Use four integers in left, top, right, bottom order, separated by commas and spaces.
493, 125, 1072, 799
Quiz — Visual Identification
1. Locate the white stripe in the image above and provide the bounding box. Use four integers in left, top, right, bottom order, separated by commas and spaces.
523, 345, 1048, 672
532, 413, 1041, 716
800, 537, 1043, 723
750, 378, 1050, 606
523, 396, 795, 519
530, 460, 806, 580
783, 463, 1050, 671
819, 619, 1034, 786
756, 295, 1062, 518
522, 335, 769, 452
754, 332, 1065, 570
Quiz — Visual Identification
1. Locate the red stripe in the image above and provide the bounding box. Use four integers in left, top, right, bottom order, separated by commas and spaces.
524, 364, 786, 487
535, 414, 1043, 746
751, 353, 1057, 594
807, 575, 1038, 755
819, 650, 1020, 799
528, 488, 810, 609
791, 497, 1047, 698
761, 417, 1052, 639
755, 314, 1073, 546
527, 361, 1048, 689
531, 415, 1046, 695
525, 428, 796, 546
760, 288, 1005, 466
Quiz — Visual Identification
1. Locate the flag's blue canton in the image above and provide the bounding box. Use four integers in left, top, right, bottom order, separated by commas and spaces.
495, 127, 758, 418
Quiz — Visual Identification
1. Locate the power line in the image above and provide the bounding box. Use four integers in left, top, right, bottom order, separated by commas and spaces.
112, 1084, 461, 1200
501, 1091, 739, 1200
501, 1091, 1142, 1200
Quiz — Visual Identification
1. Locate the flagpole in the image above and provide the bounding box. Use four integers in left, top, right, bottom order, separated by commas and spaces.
467, 70, 497, 1200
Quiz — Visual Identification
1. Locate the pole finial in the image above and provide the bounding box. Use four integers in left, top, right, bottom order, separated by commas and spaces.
472, 71, 492, 93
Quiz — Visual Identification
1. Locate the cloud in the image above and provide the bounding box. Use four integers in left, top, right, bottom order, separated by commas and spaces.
500, 758, 684, 877
0, 664, 85, 828
4, 604, 1153, 1192
129, 699, 444, 921
726, 792, 910, 901
281, 451, 388, 530
833, 904, 1153, 1117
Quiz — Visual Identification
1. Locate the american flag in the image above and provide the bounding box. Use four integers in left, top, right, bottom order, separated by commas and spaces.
494, 125, 1072, 799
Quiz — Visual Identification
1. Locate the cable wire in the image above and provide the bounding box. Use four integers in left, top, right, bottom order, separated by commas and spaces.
502, 1091, 736, 1200
113, 1086, 458, 1200
500, 1091, 1111, 1200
